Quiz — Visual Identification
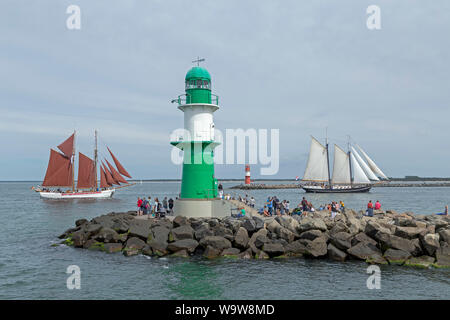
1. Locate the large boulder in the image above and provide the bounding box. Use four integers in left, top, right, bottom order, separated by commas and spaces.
194, 223, 214, 240
405, 256, 435, 268
384, 249, 411, 265
94, 227, 119, 243
434, 244, 450, 267
275, 216, 299, 234
278, 227, 296, 243
351, 232, 377, 247
125, 237, 146, 250
173, 216, 190, 228
285, 240, 308, 255
211, 225, 234, 242
147, 240, 169, 256
327, 243, 347, 262
104, 243, 123, 253
262, 242, 285, 257
233, 227, 249, 249
299, 230, 323, 241
167, 239, 199, 253
438, 229, 450, 244
75, 219, 88, 227
297, 217, 327, 233
364, 221, 392, 238
150, 225, 170, 243
199, 236, 232, 250
203, 245, 221, 259
221, 248, 241, 257
252, 216, 265, 230
169, 225, 194, 242
266, 219, 282, 234
238, 248, 253, 259
241, 218, 257, 233
374, 231, 416, 253
330, 232, 352, 251
302, 237, 328, 258
347, 242, 381, 260
420, 233, 440, 256
128, 220, 153, 240
72, 230, 87, 248
248, 229, 268, 254
394, 226, 424, 239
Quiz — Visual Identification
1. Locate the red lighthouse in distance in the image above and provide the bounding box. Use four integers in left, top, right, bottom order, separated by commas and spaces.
245, 165, 251, 185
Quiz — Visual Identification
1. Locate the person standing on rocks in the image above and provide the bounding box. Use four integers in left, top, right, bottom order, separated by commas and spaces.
142, 197, 149, 216
250, 197, 255, 208
163, 197, 168, 212
340, 201, 345, 213
367, 200, 374, 217
301, 197, 308, 212
266, 197, 273, 216
168, 198, 174, 214
137, 197, 143, 216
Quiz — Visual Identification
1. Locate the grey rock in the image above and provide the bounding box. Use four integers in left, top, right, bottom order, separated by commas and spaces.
375, 231, 417, 253
384, 249, 411, 265
221, 248, 241, 256
147, 240, 169, 256
194, 223, 214, 240
94, 227, 119, 243
299, 230, 323, 241
125, 237, 146, 251
297, 217, 327, 233
203, 245, 221, 258
285, 240, 308, 255
75, 219, 88, 227
252, 216, 265, 230
420, 233, 440, 256
72, 230, 87, 248
233, 227, 249, 249
435, 244, 450, 267
347, 242, 381, 260
438, 229, 450, 244
173, 215, 190, 228
199, 236, 232, 250
262, 242, 285, 257
104, 243, 123, 253
238, 248, 253, 259
351, 232, 377, 247
405, 256, 435, 268
394, 226, 424, 239
170, 225, 194, 241
150, 225, 170, 243
330, 232, 352, 251
302, 237, 328, 258
128, 220, 152, 240
167, 239, 199, 253
365, 221, 392, 238
327, 243, 347, 262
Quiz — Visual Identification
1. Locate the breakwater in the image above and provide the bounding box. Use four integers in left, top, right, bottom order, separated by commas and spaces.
58, 209, 450, 268
230, 183, 450, 190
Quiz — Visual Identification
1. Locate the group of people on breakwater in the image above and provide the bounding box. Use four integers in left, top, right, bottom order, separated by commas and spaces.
136, 196, 175, 217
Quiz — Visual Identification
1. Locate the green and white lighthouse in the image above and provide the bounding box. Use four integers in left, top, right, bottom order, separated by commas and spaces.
171, 60, 231, 217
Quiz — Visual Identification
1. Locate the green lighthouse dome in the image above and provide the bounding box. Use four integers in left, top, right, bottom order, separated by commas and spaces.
185, 66, 211, 81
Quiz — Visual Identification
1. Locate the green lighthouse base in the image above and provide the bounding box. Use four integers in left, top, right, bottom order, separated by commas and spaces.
173, 198, 232, 218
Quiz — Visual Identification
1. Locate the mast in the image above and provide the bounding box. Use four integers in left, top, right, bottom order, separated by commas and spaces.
72, 130, 76, 192
348, 137, 353, 186
325, 129, 331, 187
94, 130, 98, 191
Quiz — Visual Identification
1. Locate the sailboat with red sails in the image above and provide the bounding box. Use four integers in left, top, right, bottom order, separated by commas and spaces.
32, 131, 134, 199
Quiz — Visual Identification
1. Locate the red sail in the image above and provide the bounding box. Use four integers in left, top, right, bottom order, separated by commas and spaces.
102, 161, 117, 186
57, 133, 75, 158
100, 165, 110, 189
107, 147, 132, 178
77, 152, 96, 189
42, 149, 73, 187
105, 159, 128, 184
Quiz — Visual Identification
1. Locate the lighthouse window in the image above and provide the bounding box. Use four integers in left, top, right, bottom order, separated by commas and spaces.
197, 80, 202, 88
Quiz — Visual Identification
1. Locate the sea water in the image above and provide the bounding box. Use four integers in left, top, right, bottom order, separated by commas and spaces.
0, 181, 449, 299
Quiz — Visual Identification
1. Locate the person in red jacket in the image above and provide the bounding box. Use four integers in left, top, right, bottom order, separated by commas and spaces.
137, 197, 143, 216
367, 200, 374, 217
375, 200, 381, 210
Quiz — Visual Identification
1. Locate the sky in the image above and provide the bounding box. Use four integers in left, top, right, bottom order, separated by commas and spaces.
1, 0, 449, 180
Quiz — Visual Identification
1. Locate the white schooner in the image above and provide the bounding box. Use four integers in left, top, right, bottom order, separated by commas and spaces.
32, 131, 134, 199
301, 136, 388, 193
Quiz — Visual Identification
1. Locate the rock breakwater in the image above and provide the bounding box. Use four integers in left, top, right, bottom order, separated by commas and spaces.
58, 210, 450, 268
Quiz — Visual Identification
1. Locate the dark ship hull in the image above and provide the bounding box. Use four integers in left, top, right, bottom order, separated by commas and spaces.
302, 185, 371, 193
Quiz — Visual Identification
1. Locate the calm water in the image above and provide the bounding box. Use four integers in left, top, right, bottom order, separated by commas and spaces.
0, 181, 449, 299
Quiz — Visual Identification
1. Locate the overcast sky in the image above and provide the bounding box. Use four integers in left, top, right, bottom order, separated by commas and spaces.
1, 0, 449, 180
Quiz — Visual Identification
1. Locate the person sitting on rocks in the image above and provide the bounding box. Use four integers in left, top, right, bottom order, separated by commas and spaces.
436, 205, 448, 216
375, 200, 381, 210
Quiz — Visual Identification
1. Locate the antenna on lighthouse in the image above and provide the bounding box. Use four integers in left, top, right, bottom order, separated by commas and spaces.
192, 57, 205, 66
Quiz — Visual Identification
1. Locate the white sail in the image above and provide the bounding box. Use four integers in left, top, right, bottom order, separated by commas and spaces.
302, 137, 329, 182
356, 145, 388, 180
331, 144, 351, 184
350, 152, 370, 184
351, 146, 379, 181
